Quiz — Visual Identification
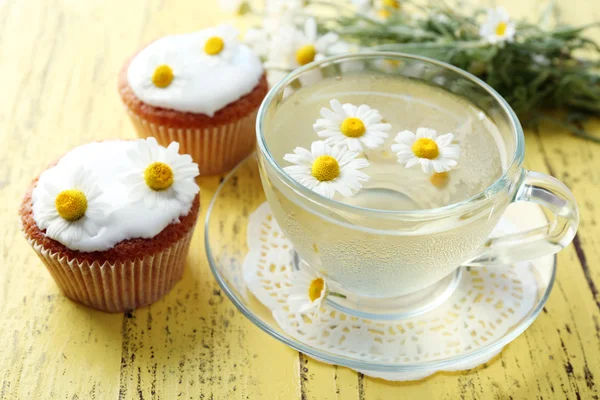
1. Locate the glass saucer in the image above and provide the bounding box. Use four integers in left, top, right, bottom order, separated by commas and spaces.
205, 154, 556, 381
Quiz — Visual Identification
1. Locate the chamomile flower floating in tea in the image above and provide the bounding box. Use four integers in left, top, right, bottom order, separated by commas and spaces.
479, 7, 516, 44
32, 168, 108, 245
313, 99, 392, 152
122, 138, 200, 209
283, 140, 369, 199
286, 269, 327, 317
198, 25, 241, 65
392, 128, 460, 174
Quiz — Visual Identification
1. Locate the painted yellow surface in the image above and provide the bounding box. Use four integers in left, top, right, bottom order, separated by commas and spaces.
0, 0, 598, 398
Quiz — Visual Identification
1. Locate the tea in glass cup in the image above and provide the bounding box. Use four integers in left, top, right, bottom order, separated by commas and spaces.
256, 53, 578, 318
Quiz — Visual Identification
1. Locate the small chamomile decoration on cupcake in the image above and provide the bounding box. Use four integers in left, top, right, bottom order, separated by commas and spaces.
198, 25, 241, 66
392, 127, 461, 174
135, 51, 188, 97
313, 99, 392, 152
283, 140, 370, 199
32, 168, 108, 245
122, 138, 200, 209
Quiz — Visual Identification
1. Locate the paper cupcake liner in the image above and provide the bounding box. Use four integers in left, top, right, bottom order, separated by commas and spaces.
127, 109, 258, 176
26, 227, 195, 313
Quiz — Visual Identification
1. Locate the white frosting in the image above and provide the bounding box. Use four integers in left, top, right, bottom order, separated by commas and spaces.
32, 141, 198, 252
127, 26, 264, 117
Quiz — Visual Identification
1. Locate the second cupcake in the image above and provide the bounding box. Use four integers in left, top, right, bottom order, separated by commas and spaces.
119, 25, 268, 176
20, 138, 200, 312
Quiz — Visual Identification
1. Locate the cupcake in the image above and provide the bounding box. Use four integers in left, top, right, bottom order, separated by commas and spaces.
119, 25, 269, 176
20, 138, 200, 312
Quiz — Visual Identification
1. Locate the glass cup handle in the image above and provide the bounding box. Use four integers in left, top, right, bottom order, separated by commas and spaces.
467, 170, 579, 266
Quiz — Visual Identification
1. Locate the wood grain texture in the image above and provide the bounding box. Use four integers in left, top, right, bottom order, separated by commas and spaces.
0, 0, 598, 398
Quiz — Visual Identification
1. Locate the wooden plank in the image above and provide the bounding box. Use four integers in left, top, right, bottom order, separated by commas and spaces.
0, 0, 599, 398
117, 179, 302, 399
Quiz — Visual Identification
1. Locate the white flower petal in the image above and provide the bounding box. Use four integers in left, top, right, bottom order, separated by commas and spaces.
405, 157, 421, 169
394, 130, 417, 145
304, 18, 317, 42
330, 99, 345, 116
342, 103, 358, 117
347, 138, 363, 152
435, 133, 454, 147
416, 127, 438, 139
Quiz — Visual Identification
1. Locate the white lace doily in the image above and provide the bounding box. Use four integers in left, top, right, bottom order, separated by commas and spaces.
243, 202, 538, 381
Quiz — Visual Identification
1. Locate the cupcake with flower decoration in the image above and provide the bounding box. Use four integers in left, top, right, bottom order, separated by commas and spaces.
119, 25, 268, 176
20, 138, 200, 312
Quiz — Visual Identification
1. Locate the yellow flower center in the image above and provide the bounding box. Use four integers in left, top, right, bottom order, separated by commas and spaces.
311, 155, 340, 182
144, 162, 174, 191
495, 22, 507, 36
340, 117, 366, 138
205, 36, 225, 55
55, 189, 88, 221
412, 138, 439, 159
377, 9, 391, 19
152, 65, 174, 88
382, 0, 400, 9
308, 278, 325, 302
430, 172, 449, 189
296, 44, 316, 66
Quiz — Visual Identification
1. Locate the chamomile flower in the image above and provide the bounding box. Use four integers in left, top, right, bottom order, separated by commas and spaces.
392, 128, 460, 174
286, 269, 327, 317
479, 7, 516, 44
196, 25, 241, 65
32, 168, 108, 246
283, 140, 370, 199
313, 99, 391, 152
267, 18, 339, 69
128, 50, 188, 100
373, 0, 401, 20
122, 138, 199, 209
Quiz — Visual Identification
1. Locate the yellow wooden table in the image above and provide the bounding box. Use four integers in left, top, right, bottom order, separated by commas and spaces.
1, 0, 599, 398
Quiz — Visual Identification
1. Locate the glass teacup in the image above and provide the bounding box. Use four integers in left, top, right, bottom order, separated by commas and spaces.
256, 53, 578, 317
